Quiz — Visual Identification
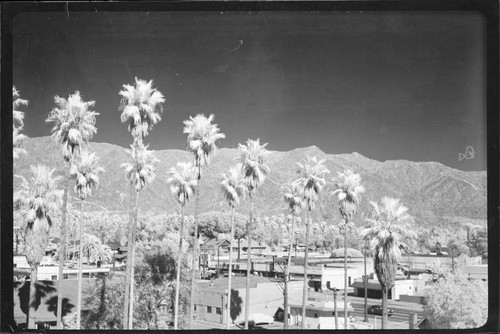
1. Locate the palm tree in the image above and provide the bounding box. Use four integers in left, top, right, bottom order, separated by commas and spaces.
13, 86, 28, 161
46, 91, 98, 328
296, 156, 329, 329
332, 169, 365, 329
70, 149, 104, 329
119, 77, 164, 329
236, 138, 270, 329
167, 161, 197, 329
121, 142, 159, 328
361, 197, 413, 329
14, 165, 62, 329
183, 113, 225, 327
119, 77, 165, 143
282, 179, 304, 329
220, 165, 246, 329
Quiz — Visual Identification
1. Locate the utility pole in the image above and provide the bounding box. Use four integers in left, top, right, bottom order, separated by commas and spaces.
363, 243, 368, 322
327, 282, 338, 329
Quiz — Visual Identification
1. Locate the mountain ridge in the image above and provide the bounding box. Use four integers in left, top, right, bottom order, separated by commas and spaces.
14, 136, 487, 229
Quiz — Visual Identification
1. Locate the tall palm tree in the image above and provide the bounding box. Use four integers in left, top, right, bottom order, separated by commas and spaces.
119, 77, 164, 329
167, 161, 197, 329
236, 138, 270, 329
220, 165, 246, 329
121, 142, 159, 328
46, 91, 98, 328
13, 87, 28, 161
283, 179, 304, 329
70, 149, 104, 329
14, 165, 62, 329
183, 113, 225, 327
361, 197, 413, 329
332, 169, 365, 329
296, 156, 329, 329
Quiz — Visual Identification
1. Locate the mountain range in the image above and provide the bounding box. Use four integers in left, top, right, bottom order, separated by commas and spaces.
13, 136, 487, 230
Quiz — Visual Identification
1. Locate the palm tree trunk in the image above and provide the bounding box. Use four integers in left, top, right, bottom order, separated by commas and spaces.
238, 238, 241, 260
56, 182, 69, 329
301, 210, 310, 329
344, 219, 348, 329
174, 205, 185, 329
381, 286, 388, 329
28, 265, 38, 329
123, 183, 135, 329
226, 207, 235, 330
76, 200, 85, 329
128, 190, 139, 329
284, 215, 295, 329
189, 173, 201, 328
244, 194, 253, 330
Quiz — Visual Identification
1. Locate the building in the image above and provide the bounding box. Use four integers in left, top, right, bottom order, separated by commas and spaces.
463, 264, 488, 280
288, 300, 354, 329
351, 277, 426, 300
13, 278, 97, 329
194, 276, 300, 325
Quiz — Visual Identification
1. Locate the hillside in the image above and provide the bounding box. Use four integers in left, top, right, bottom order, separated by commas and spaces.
13, 136, 487, 229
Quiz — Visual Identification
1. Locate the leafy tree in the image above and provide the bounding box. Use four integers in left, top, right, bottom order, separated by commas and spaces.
183, 113, 225, 327
362, 197, 414, 329
167, 161, 197, 329
297, 156, 329, 329
13, 86, 28, 161
424, 270, 487, 329
70, 148, 104, 328
332, 169, 365, 328
82, 276, 124, 329
282, 179, 304, 329
14, 165, 62, 328
220, 165, 246, 329
46, 90, 98, 328
236, 138, 270, 329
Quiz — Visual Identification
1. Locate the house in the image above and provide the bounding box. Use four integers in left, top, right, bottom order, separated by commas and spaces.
351, 277, 426, 300
194, 276, 300, 325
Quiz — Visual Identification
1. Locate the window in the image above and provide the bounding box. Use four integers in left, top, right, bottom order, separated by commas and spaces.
216, 307, 222, 315
194, 305, 197, 311
207, 306, 212, 313
415, 287, 418, 293
51, 275, 58, 280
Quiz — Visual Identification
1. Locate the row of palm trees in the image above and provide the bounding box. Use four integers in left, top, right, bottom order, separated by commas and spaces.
14, 79, 414, 330
14, 87, 105, 329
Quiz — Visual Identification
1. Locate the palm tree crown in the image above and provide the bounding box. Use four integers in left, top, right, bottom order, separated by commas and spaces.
121, 142, 159, 192
283, 179, 305, 216
14, 165, 63, 267
167, 161, 198, 206
296, 156, 330, 210
221, 164, 247, 208
13, 86, 28, 129
236, 139, 270, 194
119, 77, 165, 141
362, 197, 414, 288
13, 87, 28, 160
183, 114, 225, 175
70, 149, 105, 200
46, 91, 99, 162
332, 169, 365, 220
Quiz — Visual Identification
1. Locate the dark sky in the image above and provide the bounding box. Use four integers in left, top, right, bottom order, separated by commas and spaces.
13, 10, 486, 171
